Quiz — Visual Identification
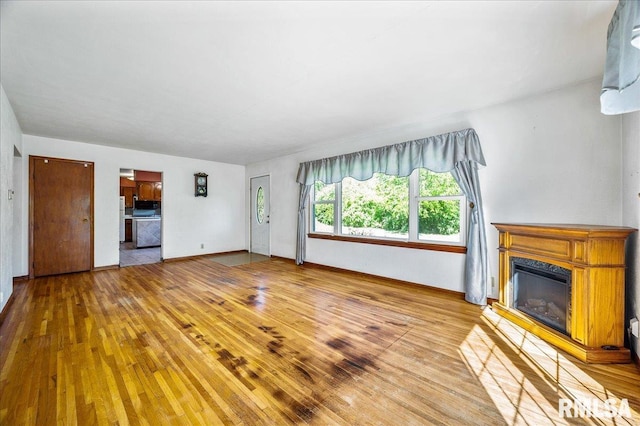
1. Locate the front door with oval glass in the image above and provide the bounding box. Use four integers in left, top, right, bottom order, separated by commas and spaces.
250, 175, 270, 256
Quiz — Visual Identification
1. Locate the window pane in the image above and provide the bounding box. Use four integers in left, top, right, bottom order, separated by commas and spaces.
314, 181, 335, 201
256, 187, 265, 223
313, 203, 334, 232
341, 173, 409, 238
419, 169, 461, 197
418, 199, 461, 242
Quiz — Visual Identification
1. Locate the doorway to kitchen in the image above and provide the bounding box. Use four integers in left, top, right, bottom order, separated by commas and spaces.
119, 168, 163, 267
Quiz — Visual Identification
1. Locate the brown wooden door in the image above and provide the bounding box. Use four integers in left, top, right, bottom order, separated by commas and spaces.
30, 156, 93, 277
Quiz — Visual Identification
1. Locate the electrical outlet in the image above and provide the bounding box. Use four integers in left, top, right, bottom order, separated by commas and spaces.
491, 276, 496, 290
631, 318, 639, 338
200, 243, 204, 249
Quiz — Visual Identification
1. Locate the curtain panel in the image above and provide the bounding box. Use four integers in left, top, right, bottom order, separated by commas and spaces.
295, 128, 489, 305
601, 0, 640, 115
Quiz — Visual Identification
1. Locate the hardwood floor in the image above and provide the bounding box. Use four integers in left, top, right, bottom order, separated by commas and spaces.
1, 257, 639, 425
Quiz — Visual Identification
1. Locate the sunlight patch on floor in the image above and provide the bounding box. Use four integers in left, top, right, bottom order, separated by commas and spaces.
459, 324, 558, 424
457, 307, 639, 425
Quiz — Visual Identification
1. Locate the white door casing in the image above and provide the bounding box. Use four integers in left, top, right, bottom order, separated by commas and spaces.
250, 175, 270, 256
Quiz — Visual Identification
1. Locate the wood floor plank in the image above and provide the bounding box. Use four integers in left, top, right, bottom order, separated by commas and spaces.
1, 257, 639, 425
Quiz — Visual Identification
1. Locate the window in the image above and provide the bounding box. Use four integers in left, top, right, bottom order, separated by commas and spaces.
311, 169, 466, 246
415, 169, 466, 244
311, 181, 335, 233
256, 186, 265, 223
342, 174, 409, 238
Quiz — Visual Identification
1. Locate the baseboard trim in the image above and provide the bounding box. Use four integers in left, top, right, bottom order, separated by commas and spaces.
295, 259, 466, 300
0, 290, 16, 327
270, 255, 293, 263
633, 350, 640, 372
93, 264, 120, 272
163, 249, 248, 263
2, 277, 28, 326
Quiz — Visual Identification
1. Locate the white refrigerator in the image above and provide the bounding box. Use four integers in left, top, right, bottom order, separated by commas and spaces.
119, 196, 126, 242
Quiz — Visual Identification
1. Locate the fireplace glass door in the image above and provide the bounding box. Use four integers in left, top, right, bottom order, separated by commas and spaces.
511, 258, 572, 335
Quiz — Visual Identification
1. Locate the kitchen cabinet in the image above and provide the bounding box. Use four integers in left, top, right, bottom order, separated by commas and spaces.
137, 182, 155, 200
120, 177, 136, 188
134, 170, 161, 182
120, 187, 134, 208
136, 181, 162, 201
153, 182, 162, 201
132, 218, 161, 248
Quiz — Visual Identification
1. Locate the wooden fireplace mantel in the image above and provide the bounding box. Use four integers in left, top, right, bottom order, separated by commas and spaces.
492, 223, 636, 363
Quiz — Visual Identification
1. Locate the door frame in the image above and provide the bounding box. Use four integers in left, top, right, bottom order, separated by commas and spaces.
29, 155, 94, 278
118, 168, 164, 265
249, 174, 271, 256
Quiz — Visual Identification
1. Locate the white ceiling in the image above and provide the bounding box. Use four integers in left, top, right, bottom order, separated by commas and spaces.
0, 1, 617, 165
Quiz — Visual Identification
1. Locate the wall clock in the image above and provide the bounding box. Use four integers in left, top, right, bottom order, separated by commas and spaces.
194, 173, 208, 197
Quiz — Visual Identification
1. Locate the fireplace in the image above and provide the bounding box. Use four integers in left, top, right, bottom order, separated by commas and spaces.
492, 223, 636, 363
511, 257, 571, 336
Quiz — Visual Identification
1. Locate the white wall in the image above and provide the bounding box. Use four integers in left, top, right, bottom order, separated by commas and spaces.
0, 85, 23, 312
12, 153, 23, 275
622, 110, 640, 358
17, 135, 246, 273
475, 80, 623, 296
246, 79, 623, 295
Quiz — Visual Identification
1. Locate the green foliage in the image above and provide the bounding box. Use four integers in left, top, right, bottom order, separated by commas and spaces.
419, 169, 461, 196
314, 203, 334, 226
371, 174, 409, 232
342, 197, 377, 228
313, 182, 335, 227
418, 200, 460, 235
417, 170, 461, 235
314, 181, 335, 200
313, 170, 461, 235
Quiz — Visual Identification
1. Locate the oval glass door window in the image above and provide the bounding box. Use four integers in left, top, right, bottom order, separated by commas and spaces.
256, 186, 265, 223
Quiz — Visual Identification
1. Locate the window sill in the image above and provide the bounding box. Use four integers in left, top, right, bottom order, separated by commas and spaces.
308, 233, 467, 254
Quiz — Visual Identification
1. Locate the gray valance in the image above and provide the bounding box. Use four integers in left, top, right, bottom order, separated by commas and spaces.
296, 128, 486, 185
295, 128, 488, 305
601, 0, 640, 115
